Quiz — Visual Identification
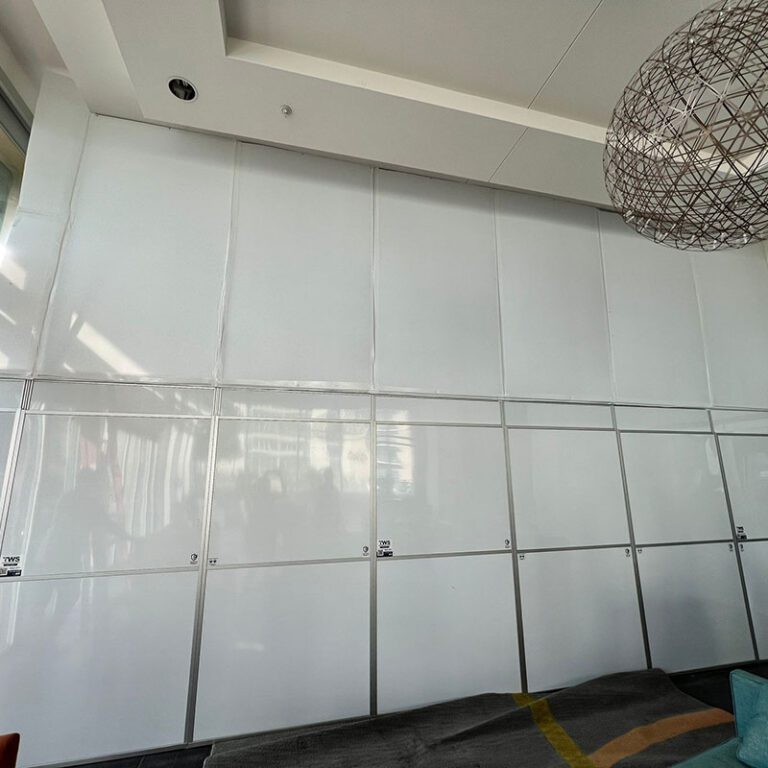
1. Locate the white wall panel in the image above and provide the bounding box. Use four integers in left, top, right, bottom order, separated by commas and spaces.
377, 554, 520, 713
210, 420, 370, 564
0, 412, 14, 488
615, 407, 710, 432
376, 396, 499, 425
2, 414, 210, 576
377, 425, 509, 556
195, 562, 369, 740
638, 543, 753, 671
222, 145, 373, 388
375, 171, 502, 395
694, 249, 768, 408
519, 548, 646, 691
599, 212, 709, 406
220, 389, 370, 421
509, 429, 628, 550
0, 571, 197, 768
0, 380, 23, 410
741, 541, 768, 658
37, 117, 234, 382
0, 212, 66, 374
30, 380, 213, 416
712, 410, 768, 435
505, 402, 612, 429
621, 433, 731, 544
497, 193, 611, 400
720, 436, 768, 540
18, 72, 89, 219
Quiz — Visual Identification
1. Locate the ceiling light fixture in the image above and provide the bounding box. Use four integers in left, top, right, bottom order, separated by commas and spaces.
168, 77, 198, 102
604, 0, 768, 250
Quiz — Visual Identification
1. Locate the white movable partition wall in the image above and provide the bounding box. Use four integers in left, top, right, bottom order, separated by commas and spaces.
0, 382, 209, 767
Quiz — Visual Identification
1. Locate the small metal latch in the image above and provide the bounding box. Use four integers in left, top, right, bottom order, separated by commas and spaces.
518, 554, 525, 561
625, 548, 631, 557
505, 539, 511, 549
190, 553, 199, 564
208, 557, 218, 566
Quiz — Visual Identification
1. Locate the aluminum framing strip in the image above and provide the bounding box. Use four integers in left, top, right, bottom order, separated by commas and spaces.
375, 420, 501, 428
368, 393, 378, 716
2, 565, 198, 583
23, 410, 213, 420
708, 409, 761, 662
217, 416, 371, 425
506, 424, 614, 432
635, 539, 733, 549
611, 405, 652, 670
184, 387, 223, 743
208, 556, 370, 571
500, 400, 528, 692
0, 379, 32, 557
518, 542, 631, 554
377, 548, 512, 562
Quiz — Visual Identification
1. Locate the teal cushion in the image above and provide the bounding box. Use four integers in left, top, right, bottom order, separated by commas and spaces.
736, 687, 768, 768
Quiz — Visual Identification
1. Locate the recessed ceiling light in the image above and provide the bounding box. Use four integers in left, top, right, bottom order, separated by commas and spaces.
168, 77, 197, 102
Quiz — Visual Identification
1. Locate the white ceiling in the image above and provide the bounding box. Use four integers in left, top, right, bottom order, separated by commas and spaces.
0, 1, 707, 206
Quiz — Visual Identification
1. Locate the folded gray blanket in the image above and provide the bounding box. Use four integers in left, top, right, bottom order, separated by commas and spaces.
204, 669, 734, 768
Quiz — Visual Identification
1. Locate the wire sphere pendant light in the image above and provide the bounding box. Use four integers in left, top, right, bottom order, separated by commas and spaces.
604, 0, 768, 250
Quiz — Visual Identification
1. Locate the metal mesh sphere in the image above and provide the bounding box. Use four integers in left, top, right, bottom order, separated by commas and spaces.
604, 0, 768, 250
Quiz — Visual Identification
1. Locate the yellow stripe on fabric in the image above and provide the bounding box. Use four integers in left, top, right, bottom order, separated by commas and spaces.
528, 698, 596, 768
513, 692, 537, 707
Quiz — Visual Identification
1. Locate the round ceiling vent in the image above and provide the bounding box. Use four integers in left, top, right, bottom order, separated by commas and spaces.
168, 77, 197, 102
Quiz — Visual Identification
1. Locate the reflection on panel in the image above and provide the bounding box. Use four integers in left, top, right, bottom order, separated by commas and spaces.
210, 420, 370, 563
504, 402, 612, 429
220, 389, 370, 421
519, 548, 646, 691
195, 563, 369, 740
2, 415, 210, 576
496, 193, 612, 400
375, 171, 502, 395
0, 412, 14, 488
712, 410, 768, 435
30, 381, 213, 416
377, 554, 520, 713
599, 212, 710, 406
376, 396, 499, 425
0, 213, 66, 375
719, 436, 768, 540
741, 542, 768, 658
621, 434, 731, 544
222, 145, 373, 387
509, 430, 628, 550
0, 571, 197, 768
638, 543, 753, 671
615, 407, 710, 432
693, 249, 768, 408
377, 425, 509, 556
37, 117, 234, 382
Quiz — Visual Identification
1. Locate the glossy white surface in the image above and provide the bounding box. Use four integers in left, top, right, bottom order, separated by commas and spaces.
711, 410, 768, 435
195, 562, 369, 740
496, 193, 612, 400
615, 407, 710, 432
621, 433, 731, 545
638, 543, 754, 671
509, 429, 628, 550
0, 212, 66, 375
504, 402, 612, 429
220, 389, 370, 421
377, 554, 520, 712
694, 249, 768, 408
0, 412, 14, 483
0, 380, 23, 410
375, 171, 502, 395
221, 145, 373, 387
0, 571, 197, 768
18, 72, 89, 218
30, 381, 213, 416
599, 212, 710, 406
210, 420, 370, 563
719, 436, 768, 540
740, 541, 768, 658
377, 425, 509, 556
376, 396, 499, 425
519, 548, 646, 691
38, 116, 234, 382
2, 415, 210, 575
